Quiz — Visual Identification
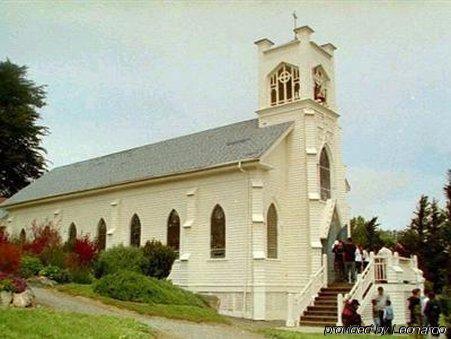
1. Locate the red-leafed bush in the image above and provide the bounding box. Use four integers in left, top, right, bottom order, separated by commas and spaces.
71, 235, 98, 267
0, 228, 9, 245
11, 276, 27, 293
0, 272, 27, 293
23, 222, 61, 255
0, 243, 22, 274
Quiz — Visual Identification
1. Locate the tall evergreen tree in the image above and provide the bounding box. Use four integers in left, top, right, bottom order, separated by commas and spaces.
364, 217, 383, 251
0, 59, 47, 197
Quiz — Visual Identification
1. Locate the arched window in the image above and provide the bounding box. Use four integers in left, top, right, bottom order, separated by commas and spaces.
267, 204, 278, 259
319, 148, 331, 200
19, 228, 26, 243
68, 223, 77, 242
210, 205, 226, 258
130, 214, 141, 247
167, 210, 180, 258
97, 219, 107, 251
270, 63, 300, 106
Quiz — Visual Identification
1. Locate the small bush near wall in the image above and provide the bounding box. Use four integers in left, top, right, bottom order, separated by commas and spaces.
20, 256, 43, 278
23, 222, 61, 256
93, 245, 145, 278
39, 266, 70, 284
142, 240, 177, 280
94, 270, 206, 307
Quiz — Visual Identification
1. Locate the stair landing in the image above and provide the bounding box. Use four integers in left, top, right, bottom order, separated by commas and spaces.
299, 283, 352, 327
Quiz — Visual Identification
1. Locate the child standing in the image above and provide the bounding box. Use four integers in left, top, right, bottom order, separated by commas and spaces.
383, 300, 394, 334
372, 299, 380, 327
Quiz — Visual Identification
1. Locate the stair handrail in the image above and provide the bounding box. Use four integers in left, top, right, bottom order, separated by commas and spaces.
337, 251, 376, 325
286, 253, 328, 327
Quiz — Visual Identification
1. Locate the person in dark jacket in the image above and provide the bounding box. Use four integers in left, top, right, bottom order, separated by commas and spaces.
424, 292, 441, 336
407, 288, 423, 326
333, 240, 345, 282
342, 299, 362, 327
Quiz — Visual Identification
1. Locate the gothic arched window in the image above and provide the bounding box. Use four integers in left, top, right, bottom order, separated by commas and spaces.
97, 218, 107, 251
210, 205, 226, 258
319, 148, 331, 200
19, 228, 26, 243
270, 63, 300, 106
68, 223, 77, 242
167, 210, 180, 258
130, 214, 141, 247
267, 204, 278, 259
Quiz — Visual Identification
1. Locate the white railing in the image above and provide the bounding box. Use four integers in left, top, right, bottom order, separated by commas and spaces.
337, 249, 425, 326
286, 254, 328, 327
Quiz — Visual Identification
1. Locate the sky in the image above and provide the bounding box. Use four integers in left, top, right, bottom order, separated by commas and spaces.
1, 1, 450, 230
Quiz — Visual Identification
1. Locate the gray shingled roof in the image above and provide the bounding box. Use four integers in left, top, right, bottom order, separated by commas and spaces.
3, 119, 292, 206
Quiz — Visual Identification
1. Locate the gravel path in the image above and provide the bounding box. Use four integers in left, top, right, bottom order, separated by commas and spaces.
33, 287, 263, 339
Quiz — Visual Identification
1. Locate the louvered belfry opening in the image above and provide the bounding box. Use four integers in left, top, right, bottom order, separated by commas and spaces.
97, 218, 107, 251
270, 63, 300, 106
267, 204, 278, 259
130, 214, 141, 247
167, 209, 180, 258
319, 148, 331, 200
210, 204, 226, 258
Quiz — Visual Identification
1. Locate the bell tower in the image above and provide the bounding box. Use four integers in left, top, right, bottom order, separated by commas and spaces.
255, 26, 337, 118
253, 25, 349, 282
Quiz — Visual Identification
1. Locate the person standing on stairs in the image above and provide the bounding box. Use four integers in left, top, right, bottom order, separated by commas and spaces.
344, 237, 357, 283
333, 240, 345, 282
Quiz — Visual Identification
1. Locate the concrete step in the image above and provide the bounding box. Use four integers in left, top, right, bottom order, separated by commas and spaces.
307, 305, 337, 312
304, 310, 337, 317
300, 314, 337, 322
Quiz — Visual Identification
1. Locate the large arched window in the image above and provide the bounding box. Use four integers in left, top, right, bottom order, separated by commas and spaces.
270, 63, 300, 106
210, 204, 226, 258
130, 214, 141, 247
97, 218, 107, 251
267, 204, 278, 259
167, 210, 180, 258
68, 223, 77, 242
319, 148, 331, 200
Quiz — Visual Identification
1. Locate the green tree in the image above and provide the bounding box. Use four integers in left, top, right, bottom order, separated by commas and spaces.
365, 217, 384, 251
0, 59, 47, 197
350, 216, 367, 247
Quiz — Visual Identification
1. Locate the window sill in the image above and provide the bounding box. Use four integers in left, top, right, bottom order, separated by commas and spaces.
266, 258, 281, 262
207, 258, 228, 262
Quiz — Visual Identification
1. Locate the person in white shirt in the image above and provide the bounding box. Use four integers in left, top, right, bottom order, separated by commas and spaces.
362, 248, 370, 269
355, 246, 363, 273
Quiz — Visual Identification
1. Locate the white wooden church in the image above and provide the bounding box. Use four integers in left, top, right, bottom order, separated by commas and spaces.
1, 25, 423, 326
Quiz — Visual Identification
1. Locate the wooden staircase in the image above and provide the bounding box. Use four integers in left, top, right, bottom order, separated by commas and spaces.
299, 283, 352, 327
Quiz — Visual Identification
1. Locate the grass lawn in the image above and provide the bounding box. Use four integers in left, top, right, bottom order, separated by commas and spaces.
56, 283, 228, 324
261, 328, 410, 339
0, 307, 153, 339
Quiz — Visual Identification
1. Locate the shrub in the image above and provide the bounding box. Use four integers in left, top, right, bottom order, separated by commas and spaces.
39, 266, 70, 284
39, 246, 67, 268
0, 277, 14, 292
23, 222, 61, 256
0, 273, 27, 293
69, 267, 93, 285
72, 235, 98, 267
20, 256, 44, 278
94, 270, 206, 307
0, 243, 22, 274
93, 245, 145, 278
142, 240, 177, 279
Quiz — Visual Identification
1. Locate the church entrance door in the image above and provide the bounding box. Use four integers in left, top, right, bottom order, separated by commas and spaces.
321, 209, 346, 284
